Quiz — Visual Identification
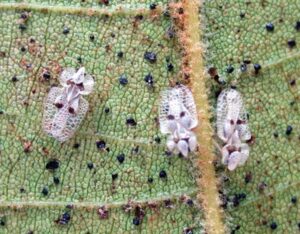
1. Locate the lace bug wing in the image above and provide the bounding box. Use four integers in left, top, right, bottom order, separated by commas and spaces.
217, 89, 243, 142
54, 97, 89, 142
59, 68, 76, 87
42, 87, 88, 142
176, 85, 198, 129
159, 88, 182, 134
237, 143, 250, 166
80, 73, 94, 95
236, 105, 251, 141
42, 87, 65, 136
216, 89, 228, 141
227, 151, 241, 171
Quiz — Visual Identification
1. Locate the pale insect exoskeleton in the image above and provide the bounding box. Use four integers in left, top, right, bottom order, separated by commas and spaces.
42, 67, 94, 142
159, 85, 198, 157
216, 88, 251, 170
216, 88, 251, 143
221, 130, 250, 171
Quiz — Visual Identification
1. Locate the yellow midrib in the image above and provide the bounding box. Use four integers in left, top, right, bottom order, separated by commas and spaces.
182, 0, 225, 233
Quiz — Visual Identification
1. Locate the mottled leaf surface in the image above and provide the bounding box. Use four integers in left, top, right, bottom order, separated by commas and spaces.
203, 0, 300, 233
0, 1, 202, 233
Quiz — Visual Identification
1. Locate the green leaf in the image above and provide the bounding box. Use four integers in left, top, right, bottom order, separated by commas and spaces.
0, 1, 204, 233
203, 0, 300, 233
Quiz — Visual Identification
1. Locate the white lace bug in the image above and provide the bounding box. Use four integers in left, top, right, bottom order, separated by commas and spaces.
42, 67, 94, 142
216, 88, 251, 170
159, 85, 198, 157
217, 88, 251, 143
221, 130, 250, 171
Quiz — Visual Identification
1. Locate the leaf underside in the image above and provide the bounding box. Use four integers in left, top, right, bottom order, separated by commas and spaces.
0, 1, 203, 233
203, 0, 300, 233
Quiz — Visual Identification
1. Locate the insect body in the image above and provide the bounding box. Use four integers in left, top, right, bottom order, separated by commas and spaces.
42, 67, 94, 142
159, 85, 198, 157
217, 89, 251, 170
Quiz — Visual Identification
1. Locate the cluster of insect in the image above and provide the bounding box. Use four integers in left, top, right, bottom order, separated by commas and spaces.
159, 85, 198, 157
42, 67, 94, 142
216, 89, 251, 171
42, 67, 251, 171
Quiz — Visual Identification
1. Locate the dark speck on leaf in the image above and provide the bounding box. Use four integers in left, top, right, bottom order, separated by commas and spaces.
89, 34, 95, 41
126, 117, 137, 126
148, 177, 153, 183
117, 51, 123, 58
290, 79, 296, 86
73, 143, 80, 149
144, 73, 154, 86
187, 199, 194, 206
132, 146, 139, 154
265, 22, 275, 32
286, 125, 293, 135
57, 212, 71, 225
288, 39, 296, 48
41, 187, 49, 196
135, 15, 143, 20
96, 140, 106, 149
240, 12, 245, 18
87, 162, 94, 169
240, 63, 247, 72
117, 154, 125, 163
21, 46, 26, 52
19, 24, 27, 31
11, 76, 18, 82
133, 217, 140, 225
119, 74, 128, 85
159, 170, 167, 178
291, 196, 297, 204
295, 21, 300, 31
273, 132, 279, 138
53, 177, 60, 185
77, 57, 82, 64
20, 12, 29, 19
270, 222, 277, 230
253, 63, 261, 74
43, 71, 51, 80
104, 107, 110, 113
144, 51, 157, 63
63, 27, 70, 35
178, 7, 184, 14
112, 173, 118, 180
167, 63, 174, 71
154, 137, 161, 144
150, 3, 157, 10
184, 228, 193, 234
163, 10, 170, 18
46, 159, 59, 170
0, 218, 5, 226
226, 65, 234, 73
